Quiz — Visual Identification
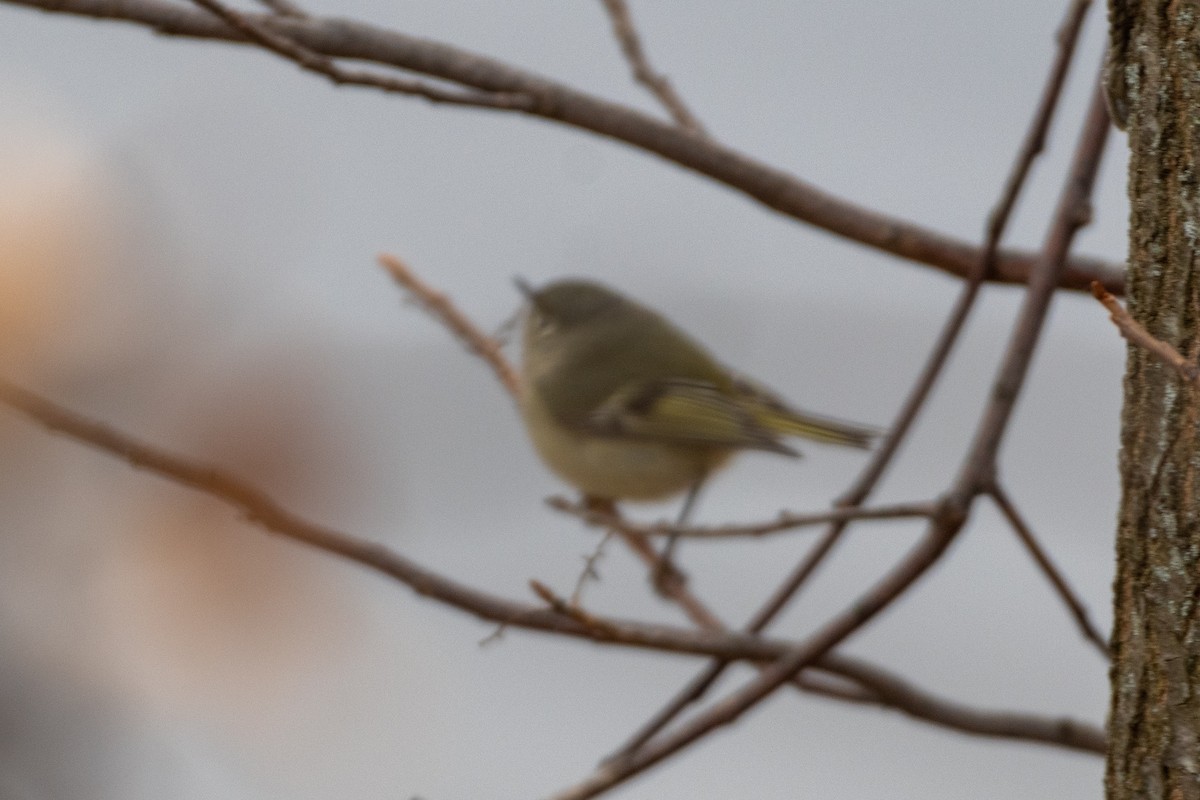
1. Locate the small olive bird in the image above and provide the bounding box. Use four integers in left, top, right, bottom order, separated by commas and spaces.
517, 278, 875, 560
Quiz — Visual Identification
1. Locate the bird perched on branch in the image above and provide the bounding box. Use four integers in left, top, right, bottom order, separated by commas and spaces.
516, 278, 875, 538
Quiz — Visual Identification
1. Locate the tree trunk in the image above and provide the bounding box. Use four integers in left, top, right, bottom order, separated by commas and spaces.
1106, 3, 1200, 799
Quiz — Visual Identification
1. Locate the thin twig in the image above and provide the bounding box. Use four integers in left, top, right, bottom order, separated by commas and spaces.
0, 0, 1113, 786
531, 580, 620, 638
571, 529, 614, 607
0, 374, 1104, 758
0, 307, 1111, 768
1091, 281, 1200, 384
4, 0, 1122, 292
564, 494, 1107, 758
602, 0, 1098, 764
600, 521, 845, 764
598, 0, 705, 135
379, 253, 522, 398
560, 71, 1113, 800
613, 505, 1107, 755
609, 523, 725, 631
818, 653, 1105, 753
419, 278, 1107, 767
189, 0, 535, 109
549, 496, 936, 539
988, 481, 1109, 656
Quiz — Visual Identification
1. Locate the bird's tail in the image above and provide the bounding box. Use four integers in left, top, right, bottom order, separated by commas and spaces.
733, 376, 877, 449
754, 405, 877, 449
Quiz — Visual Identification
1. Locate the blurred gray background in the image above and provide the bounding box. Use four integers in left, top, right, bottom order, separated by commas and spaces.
0, 2, 1124, 798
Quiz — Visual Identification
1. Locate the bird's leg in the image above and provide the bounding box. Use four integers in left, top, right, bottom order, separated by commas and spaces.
655, 476, 705, 588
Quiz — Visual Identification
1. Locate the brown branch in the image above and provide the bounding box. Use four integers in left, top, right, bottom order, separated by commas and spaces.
818, 654, 1105, 753
1091, 281, 1200, 384
0, 378, 802, 664
597, 0, 705, 135
988, 482, 1109, 656
570, 529, 614, 607
568, 497, 1107, 759
954, 83, 1110, 492
604, 520, 726, 631
2, 0, 1122, 293
0, 0, 1116, 786
549, 496, 936, 539
530, 580, 621, 638
603, 0, 1100, 763
601, 523, 845, 763
616, 509, 1107, 756
562, 71, 1114, 800
379, 256, 1113, 765
0, 376, 1105, 763
187, 0, 534, 109
379, 253, 522, 398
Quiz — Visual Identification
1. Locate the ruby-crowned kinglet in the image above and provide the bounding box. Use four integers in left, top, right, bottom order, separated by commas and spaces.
518, 279, 874, 507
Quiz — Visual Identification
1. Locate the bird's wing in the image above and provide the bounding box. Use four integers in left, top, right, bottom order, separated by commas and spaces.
584, 379, 798, 455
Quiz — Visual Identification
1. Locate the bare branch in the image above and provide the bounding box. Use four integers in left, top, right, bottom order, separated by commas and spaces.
379, 253, 522, 398
2, 0, 1122, 292
562, 72, 1114, 800
604, 0, 1100, 761
819, 654, 1105, 753
574, 499, 1107, 760
187, 0, 534, 109
984, 0, 1094, 249
570, 529, 614, 607
597, 0, 705, 135
530, 580, 622, 638
988, 482, 1109, 656
601, 523, 846, 763
0, 376, 1104, 764
373, 261, 1107, 764
1091, 281, 1200, 384
0, 378, 794, 663
955, 84, 1110, 491
549, 496, 936, 539
0, 0, 1118, 790
603, 516, 726, 631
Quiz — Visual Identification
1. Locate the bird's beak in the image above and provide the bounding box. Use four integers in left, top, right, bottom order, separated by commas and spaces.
513, 276, 536, 301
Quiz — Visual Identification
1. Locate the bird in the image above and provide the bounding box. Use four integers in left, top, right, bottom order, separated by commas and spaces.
516, 278, 875, 536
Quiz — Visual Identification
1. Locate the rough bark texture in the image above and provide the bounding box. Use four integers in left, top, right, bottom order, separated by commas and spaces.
1107, 2, 1200, 799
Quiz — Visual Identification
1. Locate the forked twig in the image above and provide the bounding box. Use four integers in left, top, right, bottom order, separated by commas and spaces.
598, 0, 706, 135
0, 254, 1113, 792
1091, 281, 1200, 385
189, 0, 535, 109
0, 0, 1116, 792
601, 0, 1100, 765
4, 0, 1123, 292
551, 492, 1106, 757
379, 253, 522, 398
531, 580, 620, 638
549, 496, 937, 539
557, 71, 1112, 800
571, 529, 615, 606
988, 482, 1109, 656
370, 256, 1108, 763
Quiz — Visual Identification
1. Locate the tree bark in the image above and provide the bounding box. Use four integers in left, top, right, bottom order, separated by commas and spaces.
1107, 3, 1200, 798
